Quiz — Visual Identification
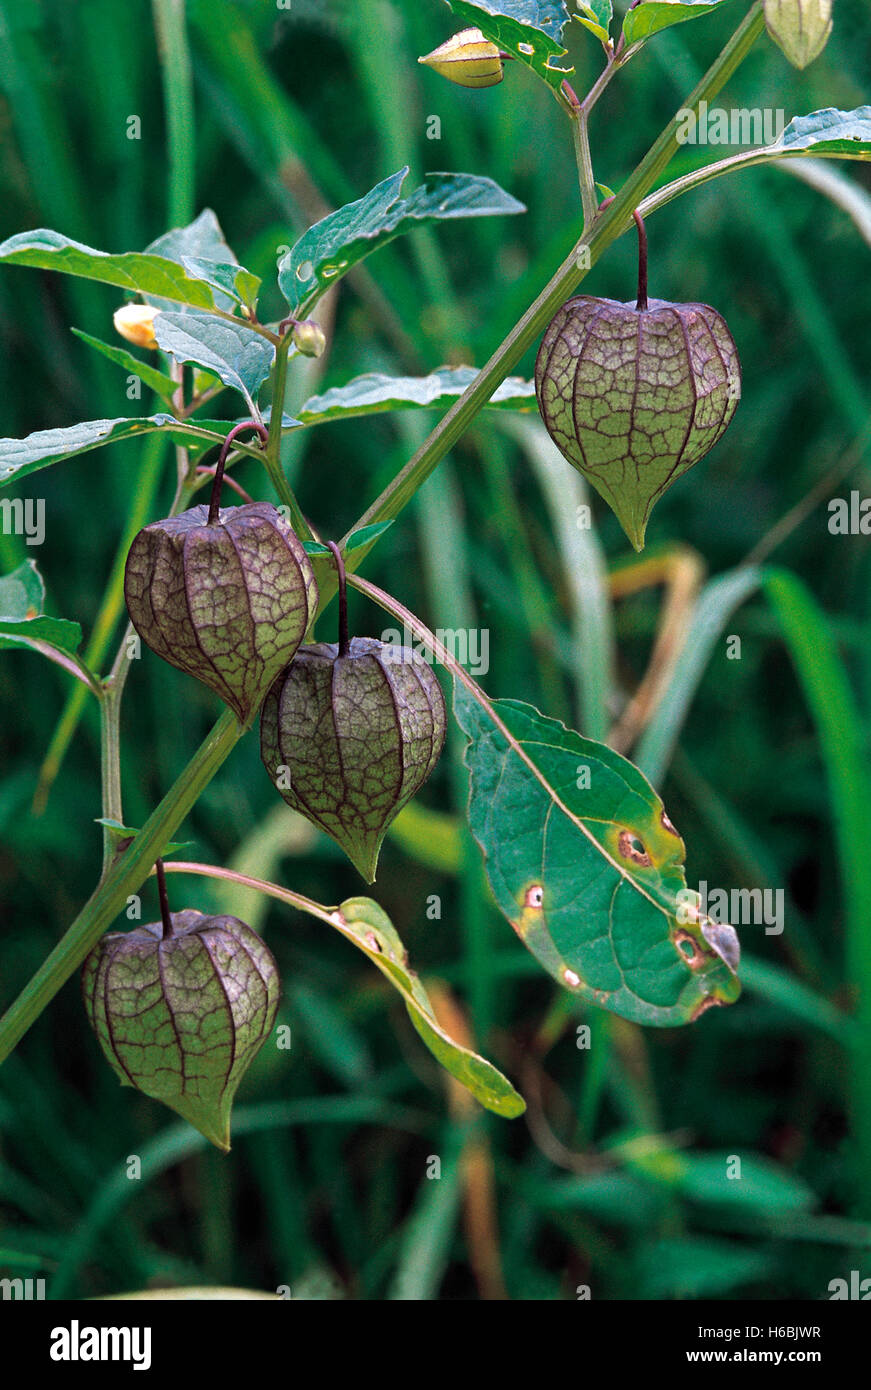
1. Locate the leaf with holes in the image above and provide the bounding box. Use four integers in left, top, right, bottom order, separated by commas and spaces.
446, 0, 573, 92
278, 168, 525, 317
454, 682, 741, 1025
333, 897, 525, 1117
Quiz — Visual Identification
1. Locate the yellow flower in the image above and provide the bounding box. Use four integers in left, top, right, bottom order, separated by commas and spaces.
113, 303, 159, 350
418, 28, 507, 89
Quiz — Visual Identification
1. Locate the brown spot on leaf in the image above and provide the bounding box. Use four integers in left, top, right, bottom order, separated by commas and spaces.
364, 931, 383, 954
563, 968, 581, 988
691, 995, 723, 1020
675, 930, 702, 968
661, 810, 680, 837
523, 884, 544, 910
618, 831, 651, 867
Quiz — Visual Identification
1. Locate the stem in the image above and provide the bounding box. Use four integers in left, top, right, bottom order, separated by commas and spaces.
100, 683, 124, 876
264, 338, 313, 540
328, 541, 349, 655
155, 859, 173, 939
600, 196, 648, 309
0, 708, 243, 1066
562, 80, 598, 228
634, 210, 648, 311
339, 2, 766, 553
160, 861, 337, 928
208, 421, 268, 525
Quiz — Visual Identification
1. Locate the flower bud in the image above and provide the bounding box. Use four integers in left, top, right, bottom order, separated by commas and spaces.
82, 910, 280, 1151
261, 638, 447, 881
113, 303, 159, 350
418, 27, 506, 88
764, 0, 832, 69
291, 319, 327, 358
124, 502, 318, 725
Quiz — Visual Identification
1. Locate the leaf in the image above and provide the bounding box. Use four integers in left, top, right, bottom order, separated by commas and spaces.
303, 520, 394, 568
0, 415, 239, 488
179, 257, 261, 312
152, 311, 275, 412
279, 168, 525, 317
576, 1, 613, 42
0, 560, 82, 657
446, 0, 573, 92
298, 367, 536, 426
93, 820, 194, 858
454, 682, 741, 1024
0, 229, 222, 310
622, 0, 725, 45
143, 208, 243, 312
334, 897, 525, 1117
71, 329, 178, 404
773, 105, 871, 158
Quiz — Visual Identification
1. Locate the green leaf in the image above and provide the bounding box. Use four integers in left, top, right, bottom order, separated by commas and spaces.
71, 329, 178, 404
576, 1, 613, 42
773, 105, 871, 157
334, 897, 526, 1117
143, 208, 244, 312
0, 415, 240, 488
446, 0, 573, 92
0, 560, 82, 657
93, 820, 194, 857
622, 0, 725, 45
454, 682, 741, 1024
303, 520, 394, 564
298, 367, 536, 426
0, 229, 221, 310
179, 257, 261, 312
279, 167, 525, 317
152, 311, 276, 411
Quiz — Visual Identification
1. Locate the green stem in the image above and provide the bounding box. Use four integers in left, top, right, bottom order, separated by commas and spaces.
0, 708, 243, 1067
637, 147, 857, 224
99, 684, 124, 876
571, 109, 598, 228
152, 0, 196, 228
264, 338, 313, 540
33, 432, 167, 814
161, 860, 337, 927
340, 2, 766, 552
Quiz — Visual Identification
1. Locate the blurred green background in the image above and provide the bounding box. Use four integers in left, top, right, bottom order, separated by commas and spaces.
1, 0, 870, 1300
